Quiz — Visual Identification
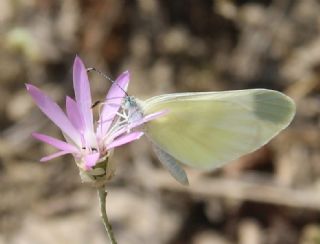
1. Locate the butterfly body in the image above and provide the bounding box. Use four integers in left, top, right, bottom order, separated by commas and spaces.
123, 96, 144, 124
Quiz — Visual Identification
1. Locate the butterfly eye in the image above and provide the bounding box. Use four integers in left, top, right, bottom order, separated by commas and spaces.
123, 97, 132, 109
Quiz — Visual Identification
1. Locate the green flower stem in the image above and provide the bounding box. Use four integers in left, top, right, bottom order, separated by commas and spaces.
98, 186, 117, 244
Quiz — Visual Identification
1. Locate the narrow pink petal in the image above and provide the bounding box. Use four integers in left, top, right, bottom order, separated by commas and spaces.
107, 131, 144, 150
142, 109, 169, 123
40, 150, 72, 162
73, 56, 94, 133
26, 84, 81, 146
106, 71, 129, 101
84, 152, 100, 170
32, 132, 78, 152
97, 71, 130, 137
110, 109, 169, 141
66, 96, 85, 132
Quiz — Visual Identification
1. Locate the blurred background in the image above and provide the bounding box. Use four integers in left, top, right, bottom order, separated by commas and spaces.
0, 0, 319, 243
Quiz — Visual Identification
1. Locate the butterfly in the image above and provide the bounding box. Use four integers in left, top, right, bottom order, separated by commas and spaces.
120, 89, 295, 185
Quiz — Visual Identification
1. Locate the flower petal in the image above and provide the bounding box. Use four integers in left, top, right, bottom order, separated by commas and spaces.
107, 131, 144, 150
97, 71, 130, 137
84, 152, 100, 170
40, 150, 72, 162
111, 109, 169, 140
32, 132, 78, 152
73, 56, 94, 133
142, 109, 169, 123
66, 96, 85, 133
106, 70, 129, 100
26, 84, 81, 146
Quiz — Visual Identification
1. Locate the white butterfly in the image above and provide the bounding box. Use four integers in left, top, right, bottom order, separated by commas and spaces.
119, 89, 295, 185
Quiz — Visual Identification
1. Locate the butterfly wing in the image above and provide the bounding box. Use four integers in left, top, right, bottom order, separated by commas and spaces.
140, 89, 295, 170
152, 144, 189, 185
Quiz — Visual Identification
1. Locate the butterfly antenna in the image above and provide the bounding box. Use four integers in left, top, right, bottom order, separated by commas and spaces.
87, 67, 129, 96
90, 96, 126, 109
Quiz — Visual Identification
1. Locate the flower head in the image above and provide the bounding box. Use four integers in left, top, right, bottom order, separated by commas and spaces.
26, 56, 164, 185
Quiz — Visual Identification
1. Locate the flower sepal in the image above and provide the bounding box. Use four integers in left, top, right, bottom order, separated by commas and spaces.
78, 152, 116, 188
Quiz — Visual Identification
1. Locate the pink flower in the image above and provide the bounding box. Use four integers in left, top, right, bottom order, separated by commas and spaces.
26, 56, 164, 182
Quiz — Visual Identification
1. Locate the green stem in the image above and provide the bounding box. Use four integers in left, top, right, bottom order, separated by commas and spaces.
98, 186, 117, 244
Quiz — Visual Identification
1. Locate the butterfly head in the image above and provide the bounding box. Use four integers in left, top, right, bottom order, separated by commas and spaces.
122, 96, 144, 124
